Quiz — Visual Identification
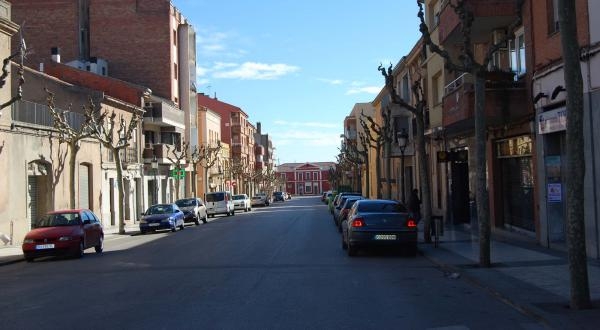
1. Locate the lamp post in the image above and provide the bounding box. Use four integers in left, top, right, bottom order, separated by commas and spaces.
151, 155, 159, 205
396, 129, 409, 203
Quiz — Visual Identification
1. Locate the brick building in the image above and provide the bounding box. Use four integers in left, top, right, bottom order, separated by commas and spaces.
277, 162, 335, 196
11, 0, 198, 199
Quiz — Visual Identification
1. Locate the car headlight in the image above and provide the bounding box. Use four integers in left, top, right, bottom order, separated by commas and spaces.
58, 236, 73, 241
23, 238, 34, 244
140, 219, 147, 224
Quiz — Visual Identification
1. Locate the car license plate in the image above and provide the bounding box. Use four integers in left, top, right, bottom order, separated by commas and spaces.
374, 234, 396, 240
149, 223, 160, 227
36, 244, 55, 250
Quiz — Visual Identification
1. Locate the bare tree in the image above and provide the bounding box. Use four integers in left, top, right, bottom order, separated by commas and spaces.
87, 101, 141, 234
0, 27, 26, 112
378, 63, 434, 243
166, 140, 189, 201
46, 89, 94, 208
359, 109, 393, 199
558, 0, 591, 310
189, 141, 222, 196
417, 0, 524, 266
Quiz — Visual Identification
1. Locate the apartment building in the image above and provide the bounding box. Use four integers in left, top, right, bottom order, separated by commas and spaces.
11, 0, 198, 201
254, 122, 275, 194
530, 0, 599, 257
197, 93, 255, 195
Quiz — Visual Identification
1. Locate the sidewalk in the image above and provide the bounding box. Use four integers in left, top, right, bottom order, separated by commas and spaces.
419, 225, 600, 329
2, 222, 599, 328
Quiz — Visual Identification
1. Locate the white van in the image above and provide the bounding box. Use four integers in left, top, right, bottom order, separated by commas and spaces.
205, 191, 235, 217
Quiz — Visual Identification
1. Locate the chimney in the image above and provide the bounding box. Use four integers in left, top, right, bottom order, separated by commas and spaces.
257, 122, 261, 134
51, 47, 61, 63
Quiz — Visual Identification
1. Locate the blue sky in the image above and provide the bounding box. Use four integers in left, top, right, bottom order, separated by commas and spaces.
172, 0, 422, 165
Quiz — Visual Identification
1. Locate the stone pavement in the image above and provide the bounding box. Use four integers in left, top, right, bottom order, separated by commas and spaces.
1, 222, 599, 328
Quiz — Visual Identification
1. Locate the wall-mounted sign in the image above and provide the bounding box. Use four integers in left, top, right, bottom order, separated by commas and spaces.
538, 108, 566, 134
547, 183, 562, 202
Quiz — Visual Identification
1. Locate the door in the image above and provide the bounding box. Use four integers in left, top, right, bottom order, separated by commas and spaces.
78, 164, 90, 209
450, 161, 470, 224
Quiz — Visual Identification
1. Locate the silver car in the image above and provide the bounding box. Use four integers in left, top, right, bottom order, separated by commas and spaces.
175, 198, 208, 225
233, 194, 252, 212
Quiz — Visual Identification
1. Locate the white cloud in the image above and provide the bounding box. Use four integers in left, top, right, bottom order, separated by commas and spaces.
213, 62, 299, 80
317, 78, 344, 85
346, 86, 382, 95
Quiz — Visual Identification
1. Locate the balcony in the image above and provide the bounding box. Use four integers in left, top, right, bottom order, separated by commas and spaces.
442, 73, 527, 132
438, 0, 518, 45
142, 143, 181, 164
143, 101, 185, 131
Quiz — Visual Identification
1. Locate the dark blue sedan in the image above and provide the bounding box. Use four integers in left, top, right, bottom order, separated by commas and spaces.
139, 203, 185, 234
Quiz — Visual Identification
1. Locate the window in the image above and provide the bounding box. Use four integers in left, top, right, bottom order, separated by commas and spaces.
402, 74, 411, 103
510, 28, 526, 77
173, 29, 177, 46
547, 0, 559, 34
174, 63, 178, 80
313, 172, 318, 180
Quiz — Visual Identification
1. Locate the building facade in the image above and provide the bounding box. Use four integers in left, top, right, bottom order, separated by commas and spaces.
277, 162, 335, 196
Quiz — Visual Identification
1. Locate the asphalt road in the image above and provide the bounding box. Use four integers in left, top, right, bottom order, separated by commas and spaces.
0, 196, 545, 330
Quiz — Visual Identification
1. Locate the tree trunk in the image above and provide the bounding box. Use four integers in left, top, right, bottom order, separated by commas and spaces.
204, 167, 209, 195
559, 0, 591, 310
68, 142, 79, 209
365, 156, 370, 198
375, 145, 382, 199
385, 140, 392, 199
415, 110, 433, 243
474, 72, 491, 267
113, 149, 126, 234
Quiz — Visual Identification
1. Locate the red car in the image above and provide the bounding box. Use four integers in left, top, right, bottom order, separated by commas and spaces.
22, 209, 104, 262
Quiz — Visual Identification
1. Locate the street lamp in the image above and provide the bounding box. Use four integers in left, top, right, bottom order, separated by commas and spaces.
151, 155, 159, 205
396, 128, 409, 203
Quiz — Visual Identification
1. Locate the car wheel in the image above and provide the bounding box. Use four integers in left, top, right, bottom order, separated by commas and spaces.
194, 215, 200, 226
180, 222, 185, 230
231, 210, 235, 216
171, 225, 177, 232
347, 244, 357, 257
202, 215, 208, 224
95, 236, 104, 253
75, 241, 85, 258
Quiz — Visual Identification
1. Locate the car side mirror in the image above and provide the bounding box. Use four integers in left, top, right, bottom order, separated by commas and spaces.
83, 219, 92, 225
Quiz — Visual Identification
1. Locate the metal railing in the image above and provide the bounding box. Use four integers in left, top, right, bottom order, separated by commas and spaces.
11, 100, 85, 128
443, 73, 472, 96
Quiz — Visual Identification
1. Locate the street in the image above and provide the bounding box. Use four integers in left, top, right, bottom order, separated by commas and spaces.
0, 196, 545, 330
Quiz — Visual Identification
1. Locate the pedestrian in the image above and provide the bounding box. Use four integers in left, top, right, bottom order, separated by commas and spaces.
407, 188, 421, 221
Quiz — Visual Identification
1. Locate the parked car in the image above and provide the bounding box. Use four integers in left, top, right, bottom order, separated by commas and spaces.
321, 192, 328, 203
335, 196, 365, 231
205, 191, 235, 217
139, 203, 185, 234
273, 191, 285, 202
175, 197, 208, 225
233, 194, 252, 212
333, 194, 363, 225
251, 193, 270, 207
22, 209, 104, 262
341, 199, 418, 257
331, 192, 362, 215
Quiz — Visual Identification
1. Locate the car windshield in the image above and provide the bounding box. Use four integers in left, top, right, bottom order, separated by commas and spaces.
146, 205, 174, 215
233, 195, 245, 200
175, 199, 196, 207
358, 201, 407, 213
206, 193, 224, 202
36, 213, 81, 227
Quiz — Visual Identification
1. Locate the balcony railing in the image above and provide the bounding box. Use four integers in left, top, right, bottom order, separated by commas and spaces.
11, 100, 85, 128
143, 101, 184, 128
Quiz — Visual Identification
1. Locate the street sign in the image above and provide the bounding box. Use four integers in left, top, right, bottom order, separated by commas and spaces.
170, 169, 185, 180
